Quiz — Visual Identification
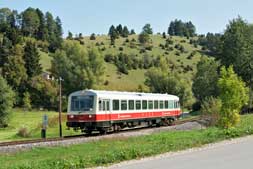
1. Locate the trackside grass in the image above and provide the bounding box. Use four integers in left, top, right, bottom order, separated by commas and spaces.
1, 115, 253, 169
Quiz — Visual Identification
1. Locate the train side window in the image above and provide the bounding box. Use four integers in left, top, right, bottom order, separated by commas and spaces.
142, 100, 147, 110
121, 100, 127, 110
128, 100, 135, 110
148, 100, 153, 109
99, 100, 103, 111
136, 100, 141, 110
159, 100, 164, 109
113, 100, 119, 110
174, 101, 177, 108
106, 100, 110, 111
165, 101, 168, 109
168, 100, 173, 109
154, 100, 158, 109
103, 100, 106, 111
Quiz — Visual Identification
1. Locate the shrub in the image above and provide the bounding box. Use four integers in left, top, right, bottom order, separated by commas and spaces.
17, 126, 31, 137
104, 54, 115, 62
175, 51, 180, 56
90, 33, 96, 40
201, 97, 222, 126
119, 47, 124, 51
104, 80, 109, 86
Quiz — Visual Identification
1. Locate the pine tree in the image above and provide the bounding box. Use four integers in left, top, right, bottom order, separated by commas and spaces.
122, 26, 129, 37
23, 41, 42, 78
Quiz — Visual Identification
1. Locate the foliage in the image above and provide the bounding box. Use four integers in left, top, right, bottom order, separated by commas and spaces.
0, 76, 15, 127
51, 41, 104, 95
142, 23, 153, 34
192, 56, 219, 102
168, 19, 196, 37
29, 76, 58, 110
90, 33, 96, 40
23, 41, 42, 78
218, 17, 253, 110
145, 68, 194, 109
2, 44, 27, 90
22, 91, 32, 110
217, 66, 249, 128
201, 97, 222, 126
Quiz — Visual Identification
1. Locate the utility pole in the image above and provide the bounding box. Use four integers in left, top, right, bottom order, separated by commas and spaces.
59, 77, 63, 137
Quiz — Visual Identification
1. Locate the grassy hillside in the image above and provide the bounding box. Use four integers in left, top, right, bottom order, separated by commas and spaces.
40, 34, 205, 91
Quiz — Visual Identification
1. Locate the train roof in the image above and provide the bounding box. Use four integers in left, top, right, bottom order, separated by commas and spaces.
69, 90, 179, 100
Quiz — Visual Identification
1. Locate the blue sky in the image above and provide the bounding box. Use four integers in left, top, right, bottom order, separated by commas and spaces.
1, 0, 253, 36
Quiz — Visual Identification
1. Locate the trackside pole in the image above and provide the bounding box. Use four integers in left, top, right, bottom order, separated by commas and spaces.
59, 77, 63, 138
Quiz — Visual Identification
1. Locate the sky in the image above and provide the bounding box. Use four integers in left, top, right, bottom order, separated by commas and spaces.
1, 0, 253, 36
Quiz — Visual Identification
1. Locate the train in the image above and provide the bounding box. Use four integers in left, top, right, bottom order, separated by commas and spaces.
66, 90, 181, 134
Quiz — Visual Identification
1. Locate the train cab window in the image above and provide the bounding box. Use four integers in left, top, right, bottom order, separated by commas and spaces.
128, 100, 135, 110
165, 101, 168, 109
113, 100, 119, 110
148, 100, 153, 109
154, 100, 159, 109
168, 100, 174, 109
71, 95, 94, 111
174, 101, 177, 108
159, 100, 164, 109
142, 100, 147, 110
121, 100, 127, 110
136, 100, 141, 110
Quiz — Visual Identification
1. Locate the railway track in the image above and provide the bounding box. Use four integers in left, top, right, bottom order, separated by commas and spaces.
0, 116, 201, 147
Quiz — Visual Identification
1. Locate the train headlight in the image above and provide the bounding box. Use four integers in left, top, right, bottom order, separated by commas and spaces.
70, 115, 74, 118
89, 115, 92, 118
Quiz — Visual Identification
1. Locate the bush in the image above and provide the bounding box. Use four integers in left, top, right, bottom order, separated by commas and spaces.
119, 47, 124, 51
201, 97, 222, 126
0, 76, 15, 128
192, 101, 201, 111
17, 126, 31, 137
104, 80, 109, 86
104, 54, 115, 62
175, 51, 180, 56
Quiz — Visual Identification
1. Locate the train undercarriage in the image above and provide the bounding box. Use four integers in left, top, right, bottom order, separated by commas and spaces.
67, 116, 179, 134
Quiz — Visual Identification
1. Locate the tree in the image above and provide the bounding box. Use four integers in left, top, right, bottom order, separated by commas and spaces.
219, 17, 253, 111
23, 91, 32, 110
23, 41, 42, 78
0, 75, 15, 127
162, 32, 166, 38
29, 76, 58, 110
217, 66, 248, 128
138, 32, 150, 45
21, 7, 40, 36
130, 29, 135, 35
2, 45, 27, 90
108, 25, 117, 45
90, 33, 96, 40
51, 41, 104, 94
145, 68, 194, 109
192, 57, 219, 102
36, 8, 48, 41
168, 19, 196, 37
67, 31, 73, 40
142, 24, 153, 34
116, 24, 123, 36
122, 26, 129, 37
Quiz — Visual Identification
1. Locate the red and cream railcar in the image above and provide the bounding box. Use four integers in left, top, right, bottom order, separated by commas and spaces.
67, 90, 181, 133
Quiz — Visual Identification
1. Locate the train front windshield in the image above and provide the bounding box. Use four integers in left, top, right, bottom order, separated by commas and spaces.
70, 95, 94, 111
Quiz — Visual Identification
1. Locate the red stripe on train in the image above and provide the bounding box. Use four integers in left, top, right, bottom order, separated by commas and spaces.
67, 110, 181, 122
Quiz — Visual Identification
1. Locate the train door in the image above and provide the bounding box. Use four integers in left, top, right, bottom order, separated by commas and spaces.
99, 99, 111, 121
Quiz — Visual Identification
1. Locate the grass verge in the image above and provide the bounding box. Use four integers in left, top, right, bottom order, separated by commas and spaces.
1, 115, 253, 169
